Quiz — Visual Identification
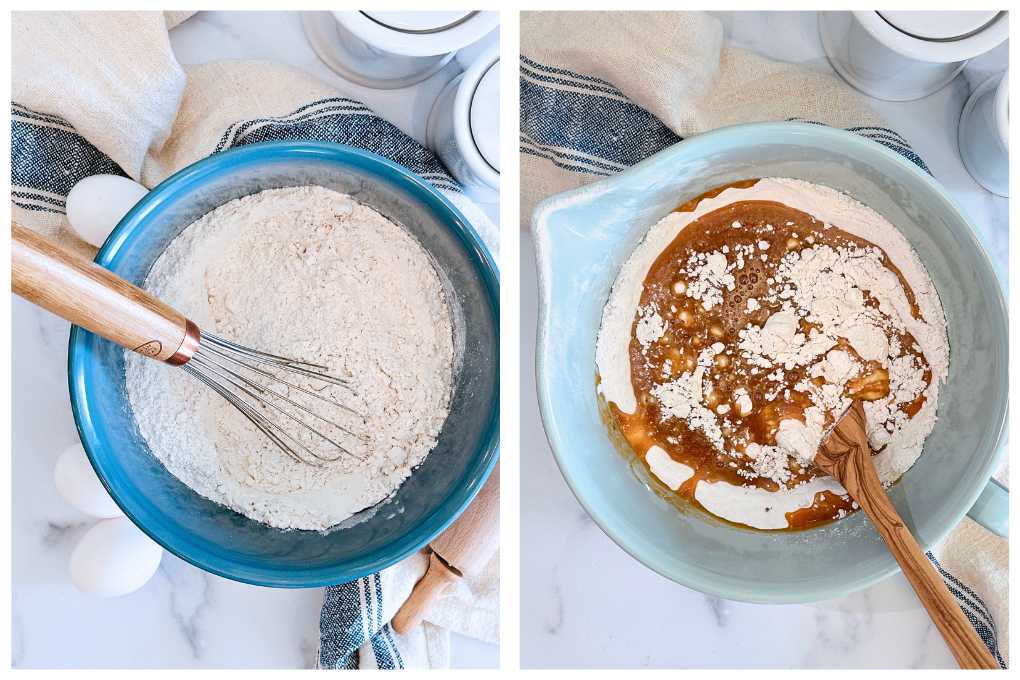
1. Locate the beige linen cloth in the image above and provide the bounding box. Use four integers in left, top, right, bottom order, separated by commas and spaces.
12, 11, 496, 669
522, 10, 1007, 665
521, 11, 888, 228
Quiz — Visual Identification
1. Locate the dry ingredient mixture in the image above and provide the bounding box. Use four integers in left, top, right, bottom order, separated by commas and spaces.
126, 186, 455, 531
596, 178, 949, 530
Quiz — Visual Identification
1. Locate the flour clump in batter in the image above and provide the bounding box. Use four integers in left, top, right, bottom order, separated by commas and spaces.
126, 186, 456, 531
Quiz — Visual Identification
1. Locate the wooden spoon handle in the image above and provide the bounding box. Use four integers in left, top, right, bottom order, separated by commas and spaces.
821, 410, 998, 669
391, 551, 460, 635
11, 223, 195, 363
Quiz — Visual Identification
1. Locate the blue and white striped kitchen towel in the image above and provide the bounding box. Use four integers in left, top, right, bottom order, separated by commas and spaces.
319, 573, 405, 670
521, 10, 1006, 668
11, 95, 465, 225
12, 12, 497, 668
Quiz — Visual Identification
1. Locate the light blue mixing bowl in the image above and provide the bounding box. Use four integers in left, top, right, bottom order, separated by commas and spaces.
533, 122, 1007, 604
69, 142, 499, 587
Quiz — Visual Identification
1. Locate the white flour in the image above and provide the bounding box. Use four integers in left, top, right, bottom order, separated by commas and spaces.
597, 178, 949, 529
126, 186, 455, 531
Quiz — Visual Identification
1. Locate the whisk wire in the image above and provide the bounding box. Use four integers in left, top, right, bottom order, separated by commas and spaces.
200, 340, 361, 417
203, 332, 353, 387
180, 332, 366, 467
182, 362, 330, 465
190, 352, 364, 446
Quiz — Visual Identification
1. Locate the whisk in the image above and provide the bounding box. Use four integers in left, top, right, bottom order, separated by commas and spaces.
12, 223, 362, 467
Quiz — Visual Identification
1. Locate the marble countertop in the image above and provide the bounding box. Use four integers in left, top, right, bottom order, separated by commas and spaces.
12, 10, 497, 669
520, 11, 1007, 669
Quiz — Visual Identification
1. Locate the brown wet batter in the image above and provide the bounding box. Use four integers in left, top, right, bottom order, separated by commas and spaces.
608, 180, 932, 530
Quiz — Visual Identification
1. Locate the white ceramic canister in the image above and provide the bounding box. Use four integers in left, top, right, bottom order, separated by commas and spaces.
427, 44, 499, 199
303, 11, 498, 90
819, 11, 1008, 101
959, 70, 1009, 197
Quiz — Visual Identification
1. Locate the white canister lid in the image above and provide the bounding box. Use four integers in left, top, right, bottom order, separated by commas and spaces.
878, 11, 1001, 41
995, 71, 1008, 152
470, 61, 500, 173
362, 11, 473, 33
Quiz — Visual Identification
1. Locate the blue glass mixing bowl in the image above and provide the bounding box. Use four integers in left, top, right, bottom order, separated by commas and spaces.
68, 142, 499, 587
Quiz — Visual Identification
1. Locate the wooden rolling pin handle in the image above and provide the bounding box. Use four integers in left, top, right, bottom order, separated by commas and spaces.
391, 552, 460, 635
11, 223, 198, 364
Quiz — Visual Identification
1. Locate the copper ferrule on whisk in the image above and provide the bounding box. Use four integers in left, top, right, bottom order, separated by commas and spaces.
165, 320, 201, 366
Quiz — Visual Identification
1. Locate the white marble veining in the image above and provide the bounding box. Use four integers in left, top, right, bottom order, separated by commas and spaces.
521, 11, 1007, 669
12, 10, 498, 669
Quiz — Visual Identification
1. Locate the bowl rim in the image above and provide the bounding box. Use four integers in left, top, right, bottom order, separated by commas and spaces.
532, 121, 1008, 603
68, 140, 500, 588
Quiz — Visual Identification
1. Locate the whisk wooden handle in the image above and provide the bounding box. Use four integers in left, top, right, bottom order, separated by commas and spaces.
12, 223, 196, 363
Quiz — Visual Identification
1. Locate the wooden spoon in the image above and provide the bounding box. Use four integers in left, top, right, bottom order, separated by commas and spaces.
816, 399, 998, 669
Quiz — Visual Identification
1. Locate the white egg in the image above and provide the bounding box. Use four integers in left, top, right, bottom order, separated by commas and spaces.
70, 517, 163, 597
54, 442, 123, 518
65, 174, 148, 247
